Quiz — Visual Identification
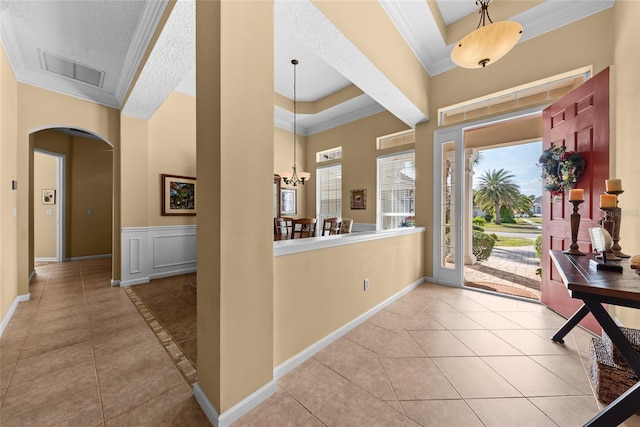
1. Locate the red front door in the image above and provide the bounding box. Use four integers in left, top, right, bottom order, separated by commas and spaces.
541, 68, 610, 334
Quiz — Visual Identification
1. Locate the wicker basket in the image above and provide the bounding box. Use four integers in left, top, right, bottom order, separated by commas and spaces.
601, 327, 640, 367
589, 337, 639, 405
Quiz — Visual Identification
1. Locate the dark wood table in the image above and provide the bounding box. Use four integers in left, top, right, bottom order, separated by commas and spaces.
549, 250, 640, 426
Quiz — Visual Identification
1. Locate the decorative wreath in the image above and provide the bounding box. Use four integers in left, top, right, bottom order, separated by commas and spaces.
538, 144, 585, 197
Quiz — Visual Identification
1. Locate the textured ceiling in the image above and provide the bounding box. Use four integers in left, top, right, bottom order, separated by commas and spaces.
0, 0, 616, 134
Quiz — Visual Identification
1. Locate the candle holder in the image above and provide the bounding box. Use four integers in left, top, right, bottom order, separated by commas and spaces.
564, 200, 585, 255
605, 189, 630, 258
600, 207, 621, 261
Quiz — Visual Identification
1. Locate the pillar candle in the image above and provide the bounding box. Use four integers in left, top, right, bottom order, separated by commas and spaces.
568, 189, 584, 201
605, 179, 622, 192
600, 194, 617, 208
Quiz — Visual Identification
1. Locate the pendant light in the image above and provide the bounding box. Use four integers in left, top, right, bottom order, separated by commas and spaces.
280, 59, 310, 186
450, 0, 522, 69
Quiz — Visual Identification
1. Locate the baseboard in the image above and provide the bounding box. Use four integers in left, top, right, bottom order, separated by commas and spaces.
119, 276, 151, 287
193, 380, 278, 427
68, 254, 112, 261
34, 257, 57, 262
149, 267, 196, 280
0, 293, 31, 336
28, 269, 36, 284
273, 276, 425, 380
110, 279, 121, 287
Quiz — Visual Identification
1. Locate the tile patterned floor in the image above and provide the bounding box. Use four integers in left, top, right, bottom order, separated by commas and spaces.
0, 259, 208, 426
3, 259, 640, 426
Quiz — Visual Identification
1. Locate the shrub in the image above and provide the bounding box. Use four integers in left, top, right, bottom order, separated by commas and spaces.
473, 231, 495, 261
472, 216, 487, 226
499, 206, 516, 224
535, 235, 542, 259
472, 224, 485, 232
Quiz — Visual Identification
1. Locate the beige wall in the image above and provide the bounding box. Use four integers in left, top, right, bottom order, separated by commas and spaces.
15, 84, 120, 293
305, 112, 410, 225
274, 231, 425, 365
120, 115, 149, 227
33, 152, 57, 259
33, 130, 113, 259
609, 0, 640, 328
1, 45, 19, 320
148, 91, 196, 225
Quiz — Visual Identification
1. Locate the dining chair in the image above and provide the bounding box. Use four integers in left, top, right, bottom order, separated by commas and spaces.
274, 217, 289, 240
291, 218, 317, 239
322, 217, 342, 236
341, 218, 353, 234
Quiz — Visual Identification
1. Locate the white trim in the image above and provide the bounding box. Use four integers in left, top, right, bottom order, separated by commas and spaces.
110, 279, 121, 287
0, 293, 31, 336
28, 269, 36, 284
34, 257, 57, 263
274, 226, 425, 257
193, 380, 279, 427
68, 254, 112, 261
274, 276, 424, 380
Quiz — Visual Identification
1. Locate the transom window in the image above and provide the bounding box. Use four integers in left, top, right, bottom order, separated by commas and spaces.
316, 147, 342, 163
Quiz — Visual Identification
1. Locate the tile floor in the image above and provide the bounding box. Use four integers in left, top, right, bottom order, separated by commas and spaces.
2, 259, 640, 426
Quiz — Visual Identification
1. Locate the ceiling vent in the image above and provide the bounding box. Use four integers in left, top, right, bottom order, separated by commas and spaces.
40, 50, 104, 87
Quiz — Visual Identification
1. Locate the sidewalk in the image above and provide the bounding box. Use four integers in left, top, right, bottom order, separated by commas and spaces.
464, 245, 542, 300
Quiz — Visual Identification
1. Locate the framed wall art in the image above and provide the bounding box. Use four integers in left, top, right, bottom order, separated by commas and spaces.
162, 174, 196, 216
350, 189, 366, 210
42, 189, 56, 205
281, 188, 297, 216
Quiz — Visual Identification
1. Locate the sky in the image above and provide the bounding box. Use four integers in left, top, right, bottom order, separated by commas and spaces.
472, 141, 543, 198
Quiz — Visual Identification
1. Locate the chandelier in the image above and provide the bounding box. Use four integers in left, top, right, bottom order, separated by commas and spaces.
281, 59, 310, 186
450, 0, 523, 69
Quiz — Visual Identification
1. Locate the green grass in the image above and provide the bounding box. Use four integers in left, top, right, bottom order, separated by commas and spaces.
493, 237, 536, 247
482, 222, 541, 233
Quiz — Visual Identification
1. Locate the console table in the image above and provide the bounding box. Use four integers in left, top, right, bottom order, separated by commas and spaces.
549, 250, 640, 426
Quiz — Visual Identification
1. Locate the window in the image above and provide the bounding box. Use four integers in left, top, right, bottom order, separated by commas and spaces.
316, 147, 342, 163
317, 164, 342, 226
377, 130, 415, 150
377, 151, 415, 230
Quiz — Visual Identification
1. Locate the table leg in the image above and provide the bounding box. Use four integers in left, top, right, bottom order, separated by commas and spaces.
551, 304, 590, 344
584, 381, 640, 427
583, 299, 640, 376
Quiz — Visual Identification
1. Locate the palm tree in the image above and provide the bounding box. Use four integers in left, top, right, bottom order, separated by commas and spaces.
474, 169, 521, 225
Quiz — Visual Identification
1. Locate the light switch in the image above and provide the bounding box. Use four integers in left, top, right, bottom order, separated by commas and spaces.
87, 209, 94, 216
46, 210, 53, 216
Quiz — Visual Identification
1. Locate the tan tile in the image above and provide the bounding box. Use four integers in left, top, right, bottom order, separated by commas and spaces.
397, 290, 437, 308
314, 338, 395, 401
483, 356, 583, 397
385, 300, 425, 318
345, 322, 398, 354
233, 389, 315, 427
429, 311, 484, 330
403, 311, 446, 331
35, 295, 86, 314
440, 297, 491, 312
314, 383, 419, 426
278, 358, 349, 413
105, 383, 208, 426
94, 337, 173, 383
451, 330, 522, 356
401, 400, 483, 426
381, 357, 459, 400
31, 303, 87, 323
492, 329, 576, 355
432, 357, 521, 398
0, 333, 26, 366
1, 361, 16, 389
1, 384, 102, 427
530, 354, 593, 395
378, 330, 427, 358
409, 330, 474, 357
529, 396, 600, 427
420, 299, 459, 313
91, 321, 157, 354
100, 357, 187, 420
20, 324, 91, 360
466, 398, 556, 426
89, 310, 148, 336
1, 360, 98, 422
464, 311, 523, 329
367, 310, 412, 333
28, 313, 89, 335
500, 311, 566, 329
11, 341, 93, 386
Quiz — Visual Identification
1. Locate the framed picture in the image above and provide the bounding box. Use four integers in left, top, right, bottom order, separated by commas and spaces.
350, 189, 367, 210
281, 188, 297, 216
162, 174, 196, 216
42, 189, 56, 205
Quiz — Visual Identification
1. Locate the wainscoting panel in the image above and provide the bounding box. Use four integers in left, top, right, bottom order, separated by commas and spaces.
121, 225, 196, 286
